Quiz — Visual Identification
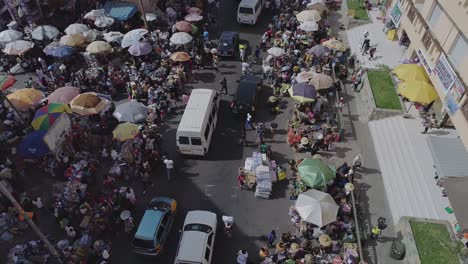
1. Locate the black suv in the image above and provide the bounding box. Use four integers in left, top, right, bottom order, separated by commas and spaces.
217, 31, 239, 57
231, 74, 263, 116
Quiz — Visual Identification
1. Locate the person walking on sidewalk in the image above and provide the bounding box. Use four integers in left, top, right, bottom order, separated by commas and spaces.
219, 77, 228, 94
422, 113, 438, 134
361, 38, 371, 55
245, 112, 255, 130
163, 156, 174, 181
368, 46, 377, 60
267, 230, 277, 248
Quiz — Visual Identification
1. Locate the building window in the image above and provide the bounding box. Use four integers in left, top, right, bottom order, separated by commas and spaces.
428, 3, 443, 29
449, 34, 468, 69
408, 6, 416, 23
422, 30, 433, 50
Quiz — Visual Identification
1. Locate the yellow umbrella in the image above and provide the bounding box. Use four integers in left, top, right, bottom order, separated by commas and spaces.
86, 41, 112, 54
393, 64, 430, 83
6, 88, 44, 111
296, 10, 321, 22
309, 73, 334, 90
60, 34, 85, 47
322, 39, 347, 51
69, 92, 108, 115
113, 122, 140, 141
397, 81, 439, 105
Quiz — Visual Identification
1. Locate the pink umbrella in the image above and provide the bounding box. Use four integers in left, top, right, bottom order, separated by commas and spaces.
175, 21, 192, 33
47, 86, 80, 104
184, 13, 203, 22
188, 7, 202, 14
128, 41, 153, 56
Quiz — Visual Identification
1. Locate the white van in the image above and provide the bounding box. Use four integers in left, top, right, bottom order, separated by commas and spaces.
237, 0, 264, 25
174, 210, 217, 264
176, 89, 220, 156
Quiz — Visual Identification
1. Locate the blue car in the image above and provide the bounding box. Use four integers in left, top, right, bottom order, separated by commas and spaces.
132, 197, 177, 256
218, 31, 239, 57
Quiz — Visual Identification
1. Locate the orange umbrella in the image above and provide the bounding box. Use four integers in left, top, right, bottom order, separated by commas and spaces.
170, 52, 191, 62
6, 88, 44, 111
175, 21, 192, 33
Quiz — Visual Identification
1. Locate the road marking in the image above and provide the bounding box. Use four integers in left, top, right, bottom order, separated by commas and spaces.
231, 186, 239, 198
205, 185, 215, 199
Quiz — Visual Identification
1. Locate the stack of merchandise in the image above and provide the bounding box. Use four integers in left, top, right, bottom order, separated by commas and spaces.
255, 165, 272, 199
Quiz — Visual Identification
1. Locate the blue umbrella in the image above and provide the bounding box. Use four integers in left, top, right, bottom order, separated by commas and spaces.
292, 83, 317, 99
50, 46, 76, 58
17, 131, 50, 158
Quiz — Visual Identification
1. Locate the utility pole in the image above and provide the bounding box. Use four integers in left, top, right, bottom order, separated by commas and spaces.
139, 0, 149, 29
0, 181, 62, 263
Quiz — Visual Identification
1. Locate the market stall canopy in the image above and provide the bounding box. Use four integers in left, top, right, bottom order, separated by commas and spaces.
170, 51, 190, 62
121, 29, 148, 48
65, 23, 89, 35
86, 41, 112, 54
295, 189, 339, 227
103, 1, 137, 21
0, 74, 16, 90
31, 103, 72, 130
95, 16, 115, 28
296, 71, 315, 83
170, 32, 193, 45
299, 21, 319, 32
175, 21, 193, 33
298, 158, 336, 189
31, 25, 59, 40
397, 81, 438, 105
103, 31, 124, 43
47, 86, 80, 104
43, 41, 60, 54
443, 177, 468, 232
113, 122, 139, 141
322, 38, 347, 51
83, 29, 102, 42
307, 2, 328, 12
60, 34, 86, 47
3, 40, 34, 55
113, 100, 148, 123
288, 83, 318, 103
0, 29, 23, 43
296, 10, 321, 22
128, 41, 152, 56
17, 130, 50, 158
309, 73, 333, 90
142, 13, 157, 21
393, 64, 430, 83
84, 9, 106, 20
308, 44, 329, 57
427, 136, 468, 179
69, 92, 109, 116
267, 47, 286, 57
6, 88, 44, 111
48, 45, 75, 58
184, 13, 203, 22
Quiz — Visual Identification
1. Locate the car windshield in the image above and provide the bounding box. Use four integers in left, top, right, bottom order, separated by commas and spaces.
183, 223, 212, 233
239, 7, 253, 14
132, 238, 154, 249
149, 200, 171, 211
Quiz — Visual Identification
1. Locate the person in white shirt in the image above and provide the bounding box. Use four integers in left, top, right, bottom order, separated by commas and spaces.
163, 157, 174, 181
125, 188, 136, 205
237, 249, 248, 264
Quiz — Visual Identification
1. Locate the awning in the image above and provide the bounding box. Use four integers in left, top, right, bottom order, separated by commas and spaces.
427, 136, 468, 178
104, 1, 137, 21
444, 177, 468, 232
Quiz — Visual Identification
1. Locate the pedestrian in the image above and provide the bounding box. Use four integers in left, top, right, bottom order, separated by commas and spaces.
141, 171, 153, 196
241, 61, 250, 74
124, 215, 134, 234
219, 77, 228, 94
422, 113, 438, 134
240, 126, 247, 146
368, 46, 377, 60
125, 188, 136, 207
240, 48, 246, 62
353, 75, 362, 92
352, 154, 362, 169
371, 225, 381, 240
267, 230, 276, 248
254, 46, 260, 60
163, 156, 174, 181
65, 225, 76, 239
377, 217, 387, 230
237, 249, 248, 264
361, 38, 371, 55
245, 112, 255, 130
213, 56, 220, 73
238, 173, 246, 189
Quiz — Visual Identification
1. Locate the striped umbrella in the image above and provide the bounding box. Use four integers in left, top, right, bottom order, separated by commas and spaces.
31, 103, 72, 130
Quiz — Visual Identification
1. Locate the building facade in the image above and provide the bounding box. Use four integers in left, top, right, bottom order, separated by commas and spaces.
388, 0, 468, 149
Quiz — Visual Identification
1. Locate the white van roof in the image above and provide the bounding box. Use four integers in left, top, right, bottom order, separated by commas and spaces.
239, 0, 260, 6
176, 231, 208, 262
177, 89, 216, 133
184, 210, 217, 228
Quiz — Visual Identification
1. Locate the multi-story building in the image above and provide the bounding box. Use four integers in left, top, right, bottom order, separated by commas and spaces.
386, 0, 468, 149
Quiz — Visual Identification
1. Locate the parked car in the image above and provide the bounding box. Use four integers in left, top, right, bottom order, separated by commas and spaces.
131, 197, 177, 256
231, 74, 263, 116
217, 31, 239, 57
174, 210, 217, 264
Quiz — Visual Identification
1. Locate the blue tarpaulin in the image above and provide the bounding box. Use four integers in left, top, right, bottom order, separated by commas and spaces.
104, 1, 138, 21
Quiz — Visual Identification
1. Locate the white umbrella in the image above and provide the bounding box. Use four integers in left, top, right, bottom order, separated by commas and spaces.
86, 41, 112, 54
170, 32, 193, 45
142, 13, 158, 21
267, 47, 285, 57
0, 29, 23, 43
296, 71, 315, 83
184, 13, 203, 22
299, 21, 319, 32
84, 9, 106, 20
295, 189, 339, 227
3, 40, 34, 55
65, 23, 89, 35
31, 25, 59, 40
121, 29, 148, 48
83, 29, 101, 42
296, 10, 321, 23
95, 16, 115, 28
104, 31, 124, 43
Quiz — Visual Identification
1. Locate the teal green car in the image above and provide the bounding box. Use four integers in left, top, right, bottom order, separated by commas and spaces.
132, 197, 177, 256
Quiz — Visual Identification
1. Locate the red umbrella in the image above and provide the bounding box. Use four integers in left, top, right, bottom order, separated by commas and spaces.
0, 75, 16, 90
175, 21, 193, 33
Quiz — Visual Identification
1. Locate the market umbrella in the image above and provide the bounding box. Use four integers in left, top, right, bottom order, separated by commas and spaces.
31, 25, 59, 40
50, 46, 75, 58
86, 41, 112, 54
184, 13, 203, 22
17, 131, 50, 158
309, 73, 334, 90
103, 31, 124, 43
6, 88, 43, 110
322, 39, 347, 51
299, 21, 319, 32
95, 16, 115, 28
69, 92, 108, 116
308, 44, 330, 57
175, 21, 193, 33
288, 83, 317, 103
47, 86, 80, 104
307, 2, 328, 12
60, 34, 86, 47
296, 71, 315, 83
393, 64, 430, 82
84, 9, 106, 20
113, 100, 148, 123
3, 40, 34, 55
319, 234, 333, 247
142, 13, 157, 21
121, 28, 148, 48
0, 75, 16, 90
170, 32, 193, 45
296, 10, 321, 22
267, 47, 285, 57
189, 7, 202, 14
298, 158, 336, 189
65, 23, 89, 35
295, 189, 338, 226
83, 29, 101, 42
43, 41, 60, 55
0, 29, 23, 43
113, 122, 140, 141
397, 81, 439, 105
31, 103, 72, 130
170, 51, 191, 62
128, 41, 152, 56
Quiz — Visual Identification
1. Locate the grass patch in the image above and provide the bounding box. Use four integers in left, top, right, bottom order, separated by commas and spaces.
410, 221, 460, 264
347, 0, 370, 20
367, 69, 402, 110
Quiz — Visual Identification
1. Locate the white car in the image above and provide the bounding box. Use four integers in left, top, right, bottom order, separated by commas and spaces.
174, 210, 217, 264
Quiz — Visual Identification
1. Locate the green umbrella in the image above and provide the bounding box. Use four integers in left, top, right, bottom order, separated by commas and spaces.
298, 158, 336, 189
